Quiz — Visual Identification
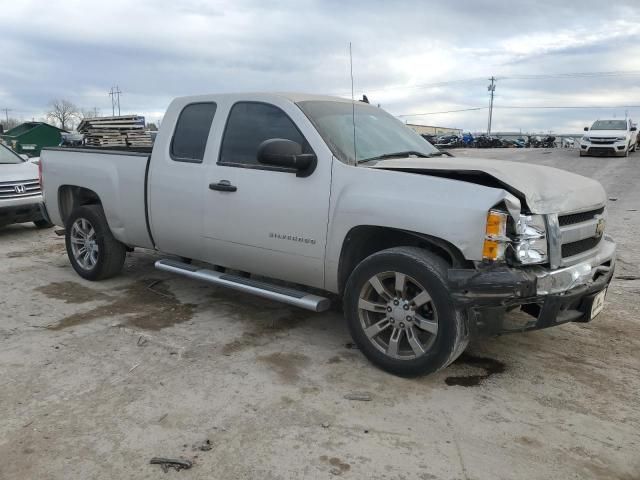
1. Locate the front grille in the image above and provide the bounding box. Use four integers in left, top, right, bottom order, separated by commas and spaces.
588, 146, 616, 155
561, 237, 602, 258
590, 137, 615, 145
556, 205, 606, 263
0, 179, 41, 199
558, 207, 604, 227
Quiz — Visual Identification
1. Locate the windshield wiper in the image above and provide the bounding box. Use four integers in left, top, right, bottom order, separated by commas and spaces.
426, 150, 454, 157
358, 150, 431, 164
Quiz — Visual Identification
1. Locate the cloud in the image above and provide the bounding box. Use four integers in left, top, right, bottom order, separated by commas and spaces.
0, 0, 639, 130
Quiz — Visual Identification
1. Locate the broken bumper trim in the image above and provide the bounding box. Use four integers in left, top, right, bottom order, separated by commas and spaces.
448, 237, 616, 335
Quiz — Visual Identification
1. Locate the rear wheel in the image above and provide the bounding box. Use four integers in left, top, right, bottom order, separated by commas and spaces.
343, 247, 469, 377
65, 205, 126, 281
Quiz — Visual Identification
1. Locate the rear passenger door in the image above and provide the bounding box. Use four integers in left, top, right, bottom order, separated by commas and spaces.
148, 102, 217, 259
201, 100, 332, 289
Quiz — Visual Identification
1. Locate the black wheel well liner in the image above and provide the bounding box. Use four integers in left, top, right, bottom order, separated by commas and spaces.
58, 185, 102, 225
337, 225, 469, 294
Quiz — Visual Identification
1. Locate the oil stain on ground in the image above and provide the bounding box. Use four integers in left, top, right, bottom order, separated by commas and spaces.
444, 353, 506, 387
44, 279, 195, 331
213, 286, 312, 355
7, 242, 65, 258
36, 281, 110, 304
258, 352, 310, 383
319, 455, 351, 475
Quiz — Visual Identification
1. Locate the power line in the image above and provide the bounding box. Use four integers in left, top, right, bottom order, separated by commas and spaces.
487, 76, 496, 135
397, 104, 640, 116
335, 69, 640, 98
397, 107, 487, 117
109, 86, 122, 116
500, 70, 640, 80
1, 108, 12, 124
497, 104, 640, 109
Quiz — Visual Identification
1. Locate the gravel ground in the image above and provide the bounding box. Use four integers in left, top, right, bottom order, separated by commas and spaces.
1, 148, 639, 480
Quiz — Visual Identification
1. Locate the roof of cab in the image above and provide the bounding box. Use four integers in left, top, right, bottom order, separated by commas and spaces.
172, 92, 355, 105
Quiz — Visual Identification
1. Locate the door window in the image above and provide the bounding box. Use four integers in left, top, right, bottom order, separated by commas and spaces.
171, 102, 217, 163
219, 102, 311, 167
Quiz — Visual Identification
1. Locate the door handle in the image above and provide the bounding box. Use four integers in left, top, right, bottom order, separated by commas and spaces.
209, 180, 237, 192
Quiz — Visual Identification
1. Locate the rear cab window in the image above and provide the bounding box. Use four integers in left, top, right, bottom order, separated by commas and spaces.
218, 101, 313, 170
171, 102, 217, 163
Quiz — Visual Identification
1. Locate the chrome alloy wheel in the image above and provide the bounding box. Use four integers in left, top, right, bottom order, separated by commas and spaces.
358, 271, 439, 360
69, 218, 99, 270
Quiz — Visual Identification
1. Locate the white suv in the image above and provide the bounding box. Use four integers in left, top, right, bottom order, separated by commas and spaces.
580, 119, 638, 157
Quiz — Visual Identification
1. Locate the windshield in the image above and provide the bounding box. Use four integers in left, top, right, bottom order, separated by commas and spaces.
0, 144, 24, 164
297, 100, 439, 164
591, 120, 627, 131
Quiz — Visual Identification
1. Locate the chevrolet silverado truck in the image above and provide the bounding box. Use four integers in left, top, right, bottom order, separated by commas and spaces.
0, 142, 52, 228
580, 118, 638, 157
41, 93, 616, 377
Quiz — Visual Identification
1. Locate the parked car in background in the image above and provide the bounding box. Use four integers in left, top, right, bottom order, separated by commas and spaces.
42, 92, 615, 377
580, 119, 638, 157
0, 143, 52, 228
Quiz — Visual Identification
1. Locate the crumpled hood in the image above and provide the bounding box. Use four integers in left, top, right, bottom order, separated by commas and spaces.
367, 156, 606, 214
0, 161, 38, 183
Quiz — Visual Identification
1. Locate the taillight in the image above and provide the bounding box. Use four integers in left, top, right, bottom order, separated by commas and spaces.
38, 159, 43, 187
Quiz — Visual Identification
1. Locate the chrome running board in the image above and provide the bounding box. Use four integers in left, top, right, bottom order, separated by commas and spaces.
155, 259, 331, 312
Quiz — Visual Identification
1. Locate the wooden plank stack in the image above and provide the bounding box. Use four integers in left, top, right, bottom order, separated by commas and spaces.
77, 115, 152, 148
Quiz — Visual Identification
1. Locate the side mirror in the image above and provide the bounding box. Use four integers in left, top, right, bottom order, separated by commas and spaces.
583, 127, 589, 131
20, 154, 29, 160
257, 139, 316, 177
631, 126, 637, 131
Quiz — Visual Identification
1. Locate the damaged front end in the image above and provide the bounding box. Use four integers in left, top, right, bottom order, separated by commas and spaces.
448, 235, 615, 336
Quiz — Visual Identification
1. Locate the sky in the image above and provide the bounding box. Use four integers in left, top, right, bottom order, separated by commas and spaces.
1, 0, 639, 133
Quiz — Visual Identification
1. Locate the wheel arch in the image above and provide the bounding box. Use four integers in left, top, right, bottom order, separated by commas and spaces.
336, 225, 469, 295
58, 185, 102, 226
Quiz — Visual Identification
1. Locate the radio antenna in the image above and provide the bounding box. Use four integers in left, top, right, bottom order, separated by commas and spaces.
349, 42, 357, 164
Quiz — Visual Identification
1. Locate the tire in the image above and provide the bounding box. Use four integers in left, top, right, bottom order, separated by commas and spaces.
33, 219, 53, 229
343, 246, 469, 377
64, 204, 126, 281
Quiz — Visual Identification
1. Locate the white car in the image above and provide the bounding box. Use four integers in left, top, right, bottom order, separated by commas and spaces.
0, 143, 51, 228
580, 119, 638, 157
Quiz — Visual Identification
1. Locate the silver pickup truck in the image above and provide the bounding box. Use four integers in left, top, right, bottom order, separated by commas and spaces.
41, 93, 615, 377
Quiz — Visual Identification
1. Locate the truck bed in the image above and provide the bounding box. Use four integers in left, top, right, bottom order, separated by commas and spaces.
41, 147, 154, 249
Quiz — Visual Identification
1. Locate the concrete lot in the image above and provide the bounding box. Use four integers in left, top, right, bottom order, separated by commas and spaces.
1, 148, 639, 479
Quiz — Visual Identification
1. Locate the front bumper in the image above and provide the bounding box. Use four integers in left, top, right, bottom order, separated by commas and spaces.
448, 236, 616, 335
580, 143, 628, 156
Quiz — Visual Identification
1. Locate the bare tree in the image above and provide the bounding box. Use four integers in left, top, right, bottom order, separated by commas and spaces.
47, 99, 80, 130
80, 107, 101, 119
1, 117, 20, 130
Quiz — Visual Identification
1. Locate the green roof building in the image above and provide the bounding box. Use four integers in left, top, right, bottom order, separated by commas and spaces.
0, 122, 68, 156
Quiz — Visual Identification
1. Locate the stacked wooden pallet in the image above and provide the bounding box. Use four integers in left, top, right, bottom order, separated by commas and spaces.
78, 115, 151, 148
126, 130, 153, 147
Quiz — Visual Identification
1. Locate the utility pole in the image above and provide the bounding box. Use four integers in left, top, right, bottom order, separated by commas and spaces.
487, 76, 496, 135
1, 108, 12, 124
108, 86, 122, 116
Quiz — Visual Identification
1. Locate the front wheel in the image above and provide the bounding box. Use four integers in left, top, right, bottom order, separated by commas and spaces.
343, 247, 469, 377
65, 205, 126, 281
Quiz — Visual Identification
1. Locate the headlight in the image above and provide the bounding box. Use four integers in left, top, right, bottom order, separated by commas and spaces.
513, 214, 548, 264
616, 136, 627, 141
581, 136, 590, 142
